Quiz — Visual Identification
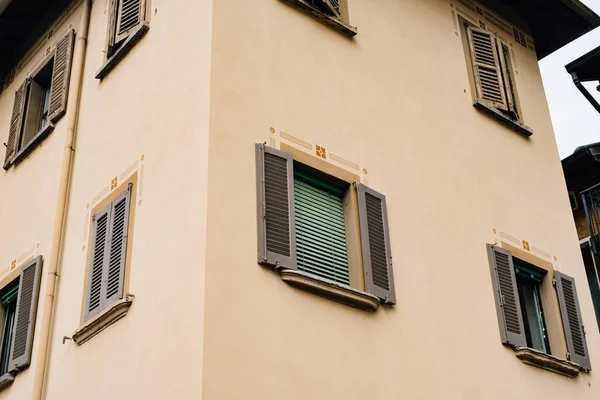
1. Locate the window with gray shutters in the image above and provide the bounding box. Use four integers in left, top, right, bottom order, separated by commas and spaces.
256, 143, 396, 306
3, 30, 74, 169
85, 186, 132, 322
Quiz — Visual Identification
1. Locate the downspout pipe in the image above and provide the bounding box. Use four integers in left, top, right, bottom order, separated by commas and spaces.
571, 72, 600, 114
31, 0, 91, 398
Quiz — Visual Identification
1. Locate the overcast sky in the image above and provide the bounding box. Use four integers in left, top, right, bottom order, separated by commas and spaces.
539, 0, 600, 159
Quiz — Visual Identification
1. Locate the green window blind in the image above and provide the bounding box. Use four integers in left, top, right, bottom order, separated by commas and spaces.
294, 172, 349, 286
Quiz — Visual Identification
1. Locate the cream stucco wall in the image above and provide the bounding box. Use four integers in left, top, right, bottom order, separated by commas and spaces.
0, 0, 212, 398
202, 0, 600, 399
0, 0, 597, 398
0, 5, 84, 398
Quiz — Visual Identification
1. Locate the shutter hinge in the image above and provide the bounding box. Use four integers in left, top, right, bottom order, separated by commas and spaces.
552, 279, 557, 287
500, 294, 505, 307
262, 203, 266, 218
128, 182, 133, 191
91, 213, 96, 221
583, 325, 587, 336
566, 351, 571, 361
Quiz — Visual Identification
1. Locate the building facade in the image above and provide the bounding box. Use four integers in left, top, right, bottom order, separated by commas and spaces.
0, 0, 599, 398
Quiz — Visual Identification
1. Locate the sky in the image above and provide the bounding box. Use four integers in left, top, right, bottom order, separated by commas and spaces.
539, 0, 600, 159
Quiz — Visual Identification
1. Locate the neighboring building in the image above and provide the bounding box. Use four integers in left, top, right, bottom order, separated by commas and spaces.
0, 0, 599, 399
562, 143, 600, 337
566, 45, 600, 114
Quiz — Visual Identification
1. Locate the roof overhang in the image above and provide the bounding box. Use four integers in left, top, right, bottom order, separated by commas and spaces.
480, 0, 600, 60
0, 0, 70, 88
566, 45, 600, 82
562, 142, 600, 179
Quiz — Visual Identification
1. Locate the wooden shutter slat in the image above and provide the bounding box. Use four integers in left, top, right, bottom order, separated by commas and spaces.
555, 271, 591, 370
467, 27, 508, 111
3, 80, 29, 169
256, 143, 297, 270
85, 205, 110, 321
104, 188, 131, 305
48, 29, 75, 123
357, 184, 395, 304
115, 0, 145, 43
486, 244, 527, 348
9, 256, 43, 372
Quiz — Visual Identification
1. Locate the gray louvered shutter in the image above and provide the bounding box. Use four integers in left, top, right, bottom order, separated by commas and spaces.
48, 29, 75, 123
9, 256, 42, 372
357, 184, 395, 305
107, 0, 119, 56
103, 187, 131, 305
555, 271, 591, 371
115, 0, 145, 43
255, 143, 297, 270
467, 27, 508, 111
3, 80, 29, 169
85, 204, 110, 321
486, 244, 527, 348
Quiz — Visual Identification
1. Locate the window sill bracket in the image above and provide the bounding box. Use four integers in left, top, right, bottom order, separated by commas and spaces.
95, 23, 149, 80
515, 347, 581, 378
473, 100, 533, 137
72, 297, 134, 345
279, 269, 380, 311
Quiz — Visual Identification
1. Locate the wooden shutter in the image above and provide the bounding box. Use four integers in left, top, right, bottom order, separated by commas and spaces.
357, 184, 396, 305
467, 27, 508, 111
115, 0, 145, 43
48, 29, 75, 123
85, 204, 110, 321
9, 256, 43, 372
322, 0, 341, 18
497, 42, 516, 114
555, 271, 591, 370
3, 79, 29, 169
255, 143, 297, 270
486, 244, 527, 348
104, 188, 131, 305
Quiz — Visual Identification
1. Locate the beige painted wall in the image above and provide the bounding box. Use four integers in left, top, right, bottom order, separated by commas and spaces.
0, 0, 212, 398
0, 5, 83, 399
202, 0, 600, 399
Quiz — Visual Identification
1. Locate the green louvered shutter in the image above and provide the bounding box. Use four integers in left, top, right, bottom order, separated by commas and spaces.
294, 172, 350, 286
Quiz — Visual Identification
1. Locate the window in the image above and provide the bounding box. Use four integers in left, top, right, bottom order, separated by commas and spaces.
3, 30, 74, 169
514, 260, 551, 354
279, 0, 356, 37
84, 186, 132, 322
294, 167, 350, 285
460, 21, 532, 137
487, 244, 591, 372
0, 257, 43, 382
256, 144, 396, 309
96, 0, 149, 80
0, 281, 18, 376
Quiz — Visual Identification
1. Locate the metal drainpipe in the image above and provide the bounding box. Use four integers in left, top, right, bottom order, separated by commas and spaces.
571, 72, 600, 114
31, 0, 91, 398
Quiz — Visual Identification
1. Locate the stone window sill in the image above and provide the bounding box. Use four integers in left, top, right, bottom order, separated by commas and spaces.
0, 373, 14, 392
473, 100, 533, 138
95, 23, 149, 80
279, 269, 380, 311
515, 347, 582, 378
72, 297, 134, 345
4, 122, 55, 170
279, 0, 357, 37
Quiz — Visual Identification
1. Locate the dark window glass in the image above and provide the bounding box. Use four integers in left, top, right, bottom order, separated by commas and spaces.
0, 281, 19, 375
514, 260, 551, 353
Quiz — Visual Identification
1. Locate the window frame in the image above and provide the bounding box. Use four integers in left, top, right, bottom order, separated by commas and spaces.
95, 0, 150, 80
514, 259, 551, 354
0, 280, 18, 377
458, 16, 533, 137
